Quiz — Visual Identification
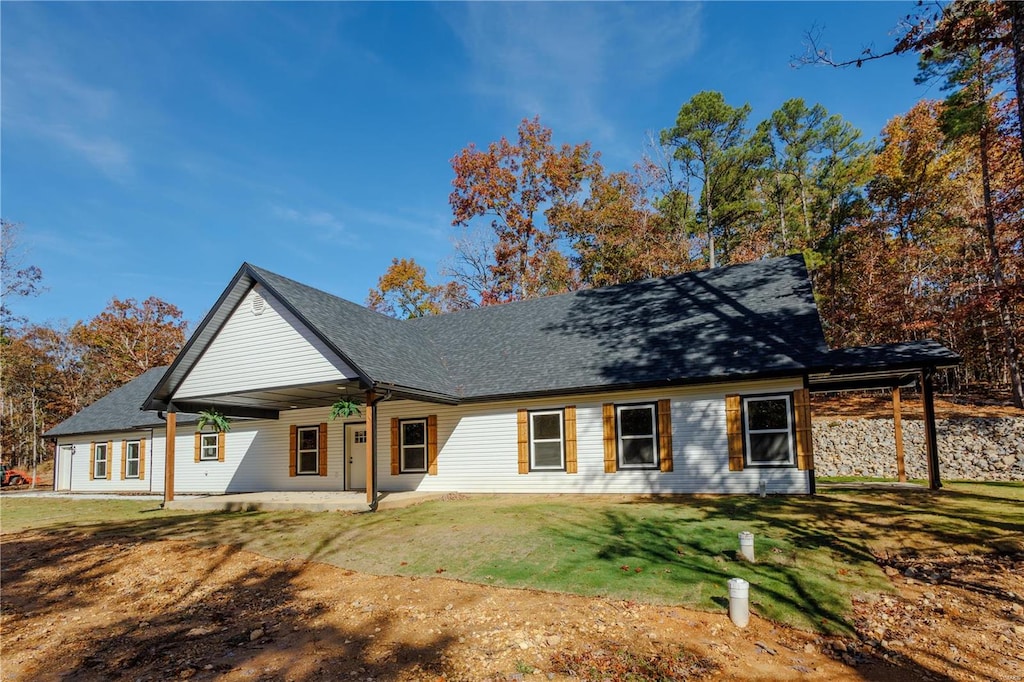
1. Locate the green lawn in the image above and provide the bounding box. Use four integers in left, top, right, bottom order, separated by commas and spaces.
3, 482, 1021, 634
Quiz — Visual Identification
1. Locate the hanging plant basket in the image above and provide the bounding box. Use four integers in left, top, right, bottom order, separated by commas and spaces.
196, 409, 231, 432
330, 398, 363, 420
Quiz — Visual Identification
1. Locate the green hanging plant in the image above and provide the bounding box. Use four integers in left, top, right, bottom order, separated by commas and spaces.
196, 409, 231, 432
330, 398, 363, 420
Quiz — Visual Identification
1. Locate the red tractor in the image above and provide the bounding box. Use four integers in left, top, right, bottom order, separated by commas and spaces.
1, 464, 36, 487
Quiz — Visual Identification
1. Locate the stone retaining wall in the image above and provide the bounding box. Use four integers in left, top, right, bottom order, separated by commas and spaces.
812, 417, 1024, 481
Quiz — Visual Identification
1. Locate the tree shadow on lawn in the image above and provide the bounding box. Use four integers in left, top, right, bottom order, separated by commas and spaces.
553, 507, 860, 634
1, 520, 459, 681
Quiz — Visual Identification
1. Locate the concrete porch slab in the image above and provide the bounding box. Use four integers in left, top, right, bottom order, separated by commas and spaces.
162, 490, 447, 513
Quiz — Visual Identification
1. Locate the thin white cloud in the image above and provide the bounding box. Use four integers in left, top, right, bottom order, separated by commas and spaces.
271, 205, 356, 246
5, 55, 135, 181
442, 3, 703, 141
37, 125, 134, 181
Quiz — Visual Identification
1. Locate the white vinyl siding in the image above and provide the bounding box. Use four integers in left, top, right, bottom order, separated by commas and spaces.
54, 431, 159, 493
375, 378, 809, 495
53, 378, 808, 496
174, 285, 358, 400
168, 408, 352, 494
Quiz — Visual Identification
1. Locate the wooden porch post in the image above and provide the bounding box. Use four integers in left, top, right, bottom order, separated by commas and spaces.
921, 369, 942, 490
892, 387, 907, 483
365, 391, 375, 506
164, 411, 176, 503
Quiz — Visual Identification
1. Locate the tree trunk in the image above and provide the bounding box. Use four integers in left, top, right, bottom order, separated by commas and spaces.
978, 120, 1024, 407
1010, 2, 1024, 168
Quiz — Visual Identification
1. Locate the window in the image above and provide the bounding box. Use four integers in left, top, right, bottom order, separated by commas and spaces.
743, 395, 795, 466
399, 419, 427, 472
617, 404, 658, 468
200, 433, 219, 461
530, 410, 564, 470
354, 430, 366, 444
125, 441, 141, 478
296, 426, 320, 474
94, 443, 108, 479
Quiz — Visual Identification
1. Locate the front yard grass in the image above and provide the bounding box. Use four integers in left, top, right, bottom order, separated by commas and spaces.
3, 482, 1021, 634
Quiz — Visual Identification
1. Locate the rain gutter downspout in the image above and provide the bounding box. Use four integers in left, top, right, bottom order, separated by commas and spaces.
367, 390, 393, 512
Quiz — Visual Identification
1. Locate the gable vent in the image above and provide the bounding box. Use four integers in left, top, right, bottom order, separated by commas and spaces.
251, 292, 266, 316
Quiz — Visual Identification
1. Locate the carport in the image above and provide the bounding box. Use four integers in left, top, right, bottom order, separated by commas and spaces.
808, 340, 962, 491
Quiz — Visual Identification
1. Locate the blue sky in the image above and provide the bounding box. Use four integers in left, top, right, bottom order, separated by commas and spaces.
3, 2, 931, 329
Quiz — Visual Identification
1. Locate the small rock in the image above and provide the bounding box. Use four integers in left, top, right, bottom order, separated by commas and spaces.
884, 566, 899, 577
249, 628, 264, 641
545, 635, 561, 647
803, 643, 815, 654
517, 640, 530, 650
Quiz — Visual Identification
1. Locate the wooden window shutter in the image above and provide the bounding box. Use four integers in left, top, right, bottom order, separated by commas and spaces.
218, 431, 226, 462
89, 442, 96, 480
390, 418, 400, 475
427, 415, 438, 475
657, 399, 673, 472
288, 425, 297, 477
318, 423, 328, 476
564, 406, 578, 474
121, 440, 128, 480
726, 395, 744, 471
793, 388, 814, 471
138, 439, 146, 480
106, 441, 113, 479
602, 403, 617, 474
194, 432, 201, 463
517, 409, 529, 474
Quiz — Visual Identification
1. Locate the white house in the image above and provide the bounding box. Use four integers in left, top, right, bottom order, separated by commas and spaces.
46, 255, 960, 505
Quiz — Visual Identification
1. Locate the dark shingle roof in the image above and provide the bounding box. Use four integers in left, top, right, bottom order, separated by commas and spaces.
826, 340, 961, 372
253, 254, 831, 400
248, 266, 459, 397
409, 253, 830, 398
51, 254, 962, 438
44, 367, 197, 438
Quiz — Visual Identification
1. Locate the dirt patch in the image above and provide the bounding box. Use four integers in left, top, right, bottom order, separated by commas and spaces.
856, 552, 1024, 681
4, 532, 1019, 681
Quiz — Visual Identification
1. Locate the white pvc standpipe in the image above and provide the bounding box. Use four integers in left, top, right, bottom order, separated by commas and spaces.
728, 578, 750, 627
738, 531, 755, 562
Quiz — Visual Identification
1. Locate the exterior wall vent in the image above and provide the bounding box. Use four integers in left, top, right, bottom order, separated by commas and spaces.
251, 291, 266, 316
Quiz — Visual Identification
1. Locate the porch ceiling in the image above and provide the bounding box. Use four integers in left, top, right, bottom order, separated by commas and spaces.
808, 368, 921, 393
171, 379, 365, 417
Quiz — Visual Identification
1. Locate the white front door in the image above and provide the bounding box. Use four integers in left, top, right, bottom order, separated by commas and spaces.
346, 423, 367, 490
58, 445, 73, 490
